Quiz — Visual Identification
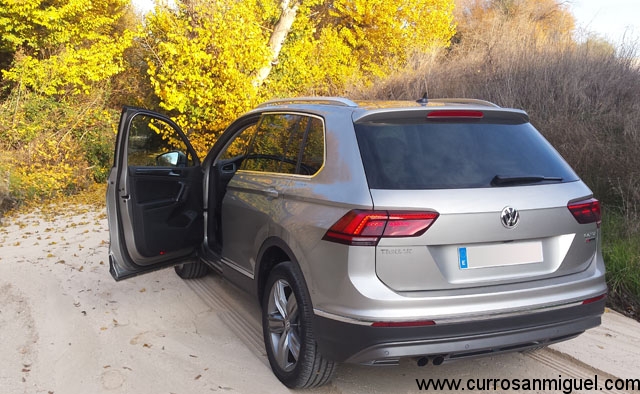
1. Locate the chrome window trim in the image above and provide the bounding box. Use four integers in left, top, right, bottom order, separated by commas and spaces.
239, 111, 326, 178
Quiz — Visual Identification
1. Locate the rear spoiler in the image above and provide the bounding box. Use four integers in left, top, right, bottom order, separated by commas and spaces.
353, 107, 530, 124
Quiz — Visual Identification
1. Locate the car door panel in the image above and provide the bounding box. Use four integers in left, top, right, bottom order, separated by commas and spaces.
218, 113, 314, 276
127, 165, 203, 259
107, 107, 203, 281
221, 173, 291, 275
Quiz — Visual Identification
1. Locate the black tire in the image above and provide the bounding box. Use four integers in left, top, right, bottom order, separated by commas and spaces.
174, 261, 209, 279
262, 261, 336, 388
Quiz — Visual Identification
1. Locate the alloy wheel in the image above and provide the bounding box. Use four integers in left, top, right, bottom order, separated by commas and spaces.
266, 279, 301, 372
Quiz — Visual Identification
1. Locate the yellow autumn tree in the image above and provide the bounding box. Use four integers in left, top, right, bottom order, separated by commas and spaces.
0, 0, 137, 204
261, 0, 456, 94
144, 0, 456, 152
0, 0, 135, 95
144, 1, 275, 154
323, 0, 455, 77
453, 0, 575, 54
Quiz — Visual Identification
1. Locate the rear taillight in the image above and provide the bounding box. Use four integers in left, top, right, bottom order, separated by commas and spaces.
323, 210, 439, 246
568, 198, 601, 227
427, 110, 484, 119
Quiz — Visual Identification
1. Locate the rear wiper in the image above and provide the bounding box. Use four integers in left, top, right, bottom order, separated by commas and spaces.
491, 175, 563, 186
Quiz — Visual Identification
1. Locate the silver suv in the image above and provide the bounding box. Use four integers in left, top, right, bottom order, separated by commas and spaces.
107, 97, 607, 388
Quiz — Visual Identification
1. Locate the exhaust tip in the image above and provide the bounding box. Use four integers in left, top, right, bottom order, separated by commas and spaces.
416, 357, 429, 367
432, 355, 445, 366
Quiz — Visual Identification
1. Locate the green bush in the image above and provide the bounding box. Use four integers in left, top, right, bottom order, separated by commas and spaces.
602, 209, 640, 317
0, 161, 13, 214
0, 92, 116, 212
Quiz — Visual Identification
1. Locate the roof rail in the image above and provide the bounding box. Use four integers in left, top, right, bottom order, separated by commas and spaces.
435, 98, 500, 108
257, 97, 359, 108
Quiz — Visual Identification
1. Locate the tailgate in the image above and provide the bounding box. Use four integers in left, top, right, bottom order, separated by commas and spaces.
371, 182, 599, 291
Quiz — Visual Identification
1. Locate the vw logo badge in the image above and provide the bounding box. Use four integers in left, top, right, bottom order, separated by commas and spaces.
501, 206, 519, 229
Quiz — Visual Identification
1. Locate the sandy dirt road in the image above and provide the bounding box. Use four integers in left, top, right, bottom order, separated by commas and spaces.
0, 206, 638, 394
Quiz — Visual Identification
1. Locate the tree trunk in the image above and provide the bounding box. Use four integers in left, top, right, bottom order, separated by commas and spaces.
253, 0, 299, 88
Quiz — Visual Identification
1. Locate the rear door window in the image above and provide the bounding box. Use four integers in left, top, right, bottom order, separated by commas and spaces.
355, 120, 578, 189
299, 117, 324, 175
241, 113, 325, 176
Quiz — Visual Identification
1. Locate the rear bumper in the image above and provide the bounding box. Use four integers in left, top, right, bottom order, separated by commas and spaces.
312, 298, 605, 364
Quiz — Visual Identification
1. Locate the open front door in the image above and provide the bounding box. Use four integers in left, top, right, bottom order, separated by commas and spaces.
107, 107, 203, 280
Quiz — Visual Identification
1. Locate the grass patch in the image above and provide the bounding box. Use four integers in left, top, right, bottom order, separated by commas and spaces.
602, 209, 640, 319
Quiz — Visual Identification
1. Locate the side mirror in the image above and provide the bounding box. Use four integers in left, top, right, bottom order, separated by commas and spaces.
156, 151, 188, 167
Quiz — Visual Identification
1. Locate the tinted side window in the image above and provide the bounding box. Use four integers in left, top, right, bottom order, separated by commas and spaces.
241, 114, 324, 176
127, 115, 193, 167
299, 117, 324, 175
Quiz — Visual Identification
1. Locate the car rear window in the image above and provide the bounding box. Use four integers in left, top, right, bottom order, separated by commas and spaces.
354, 120, 578, 190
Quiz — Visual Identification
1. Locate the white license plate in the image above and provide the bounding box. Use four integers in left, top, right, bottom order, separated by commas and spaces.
458, 242, 543, 270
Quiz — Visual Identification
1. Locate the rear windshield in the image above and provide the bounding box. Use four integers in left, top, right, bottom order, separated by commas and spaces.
354, 121, 578, 190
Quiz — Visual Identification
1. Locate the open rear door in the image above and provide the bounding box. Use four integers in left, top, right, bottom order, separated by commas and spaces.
107, 107, 203, 280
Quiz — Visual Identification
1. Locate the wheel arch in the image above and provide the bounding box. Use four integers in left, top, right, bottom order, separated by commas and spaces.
256, 237, 310, 306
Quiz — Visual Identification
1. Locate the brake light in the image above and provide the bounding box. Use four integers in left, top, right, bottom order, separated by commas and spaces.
323, 210, 439, 246
568, 198, 601, 227
427, 110, 484, 119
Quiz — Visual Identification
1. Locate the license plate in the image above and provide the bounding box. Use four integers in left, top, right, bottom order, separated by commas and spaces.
458, 242, 543, 270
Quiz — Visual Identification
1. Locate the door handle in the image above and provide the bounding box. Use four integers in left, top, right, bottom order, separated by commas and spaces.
264, 188, 279, 199
220, 162, 236, 174
175, 182, 188, 203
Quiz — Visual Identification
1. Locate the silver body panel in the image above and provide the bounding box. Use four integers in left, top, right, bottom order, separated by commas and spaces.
212, 116, 606, 323
372, 182, 597, 291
